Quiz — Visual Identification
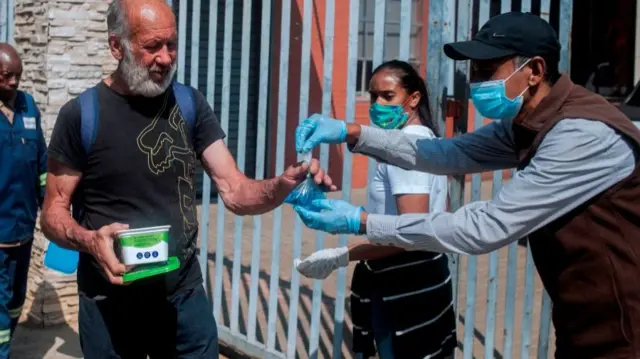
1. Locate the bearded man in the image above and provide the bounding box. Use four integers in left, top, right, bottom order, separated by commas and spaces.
40, 0, 334, 357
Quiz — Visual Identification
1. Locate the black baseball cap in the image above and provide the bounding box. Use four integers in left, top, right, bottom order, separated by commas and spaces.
444, 11, 561, 61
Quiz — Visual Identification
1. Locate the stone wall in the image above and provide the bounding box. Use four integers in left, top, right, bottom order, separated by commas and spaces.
14, 0, 117, 327
13, 0, 48, 116
45, 0, 116, 139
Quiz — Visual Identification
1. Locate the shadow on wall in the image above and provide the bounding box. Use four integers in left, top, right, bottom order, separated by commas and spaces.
12, 280, 82, 359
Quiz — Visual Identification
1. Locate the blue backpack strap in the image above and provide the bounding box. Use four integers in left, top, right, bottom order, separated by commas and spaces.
78, 86, 99, 158
172, 82, 197, 140
72, 86, 99, 222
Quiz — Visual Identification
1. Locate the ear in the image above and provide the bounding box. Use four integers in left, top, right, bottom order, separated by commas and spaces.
528, 56, 546, 87
109, 34, 125, 62
409, 91, 421, 109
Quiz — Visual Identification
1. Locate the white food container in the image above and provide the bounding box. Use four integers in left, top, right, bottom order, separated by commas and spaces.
115, 225, 170, 266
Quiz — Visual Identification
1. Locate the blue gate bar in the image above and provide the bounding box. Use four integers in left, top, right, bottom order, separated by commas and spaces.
285, 0, 312, 356
189, 0, 201, 88
538, 292, 553, 359
451, 4, 473, 358
462, 257, 478, 358
205, 0, 219, 106
267, 0, 292, 349
532, 4, 555, 356
399, 0, 411, 61
6, 0, 11, 45
498, 4, 517, 359
371, 0, 386, 70
177, 0, 187, 83
521, 0, 532, 13
334, 0, 360, 357
441, 0, 455, 102
199, 0, 218, 303
503, 184, 518, 359
477, 1, 498, 357
189, 0, 204, 280
521, 245, 536, 359
214, 0, 235, 322
318, 0, 340, 357
0, 0, 7, 43
201, 0, 217, 309
366, 0, 387, 206
426, 0, 443, 136
247, 0, 272, 343
559, 0, 573, 73
230, 0, 253, 334
463, 3, 490, 357
501, 0, 511, 13
310, 0, 338, 355
540, 0, 551, 20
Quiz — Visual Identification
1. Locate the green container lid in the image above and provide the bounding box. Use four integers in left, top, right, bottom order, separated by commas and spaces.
122, 256, 180, 283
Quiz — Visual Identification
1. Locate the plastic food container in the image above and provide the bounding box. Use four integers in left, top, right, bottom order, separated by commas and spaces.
115, 225, 170, 265
115, 225, 180, 282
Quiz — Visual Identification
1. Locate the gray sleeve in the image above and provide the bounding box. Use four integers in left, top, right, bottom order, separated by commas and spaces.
350, 119, 519, 175
365, 119, 637, 254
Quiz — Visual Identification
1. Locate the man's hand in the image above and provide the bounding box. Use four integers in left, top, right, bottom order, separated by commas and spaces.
294, 199, 364, 235
295, 114, 348, 153
84, 223, 129, 285
278, 158, 337, 194
294, 247, 349, 279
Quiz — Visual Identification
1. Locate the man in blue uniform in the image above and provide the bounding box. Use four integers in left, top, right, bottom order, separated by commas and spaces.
0, 43, 47, 358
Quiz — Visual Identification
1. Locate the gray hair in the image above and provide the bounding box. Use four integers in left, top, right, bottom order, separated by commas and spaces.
513, 55, 559, 83
107, 0, 129, 40
514, 56, 531, 67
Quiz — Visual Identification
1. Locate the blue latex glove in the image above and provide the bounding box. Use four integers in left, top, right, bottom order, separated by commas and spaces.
295, 113, 348, 153
294, 199, 364, 235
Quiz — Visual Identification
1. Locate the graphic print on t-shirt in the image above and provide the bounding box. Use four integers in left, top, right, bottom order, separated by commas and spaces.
135, 92, 197, 260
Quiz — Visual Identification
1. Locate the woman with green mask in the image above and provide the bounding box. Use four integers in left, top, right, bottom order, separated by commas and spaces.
294, 60, 456, 359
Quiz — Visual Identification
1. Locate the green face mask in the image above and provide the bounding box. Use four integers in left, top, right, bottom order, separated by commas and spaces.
369, 102, 409, 129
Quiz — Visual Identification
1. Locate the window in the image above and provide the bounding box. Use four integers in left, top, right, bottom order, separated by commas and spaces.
356, 0, 425, 98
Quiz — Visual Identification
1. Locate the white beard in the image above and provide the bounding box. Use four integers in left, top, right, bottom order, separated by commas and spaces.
120, 41, 177, 97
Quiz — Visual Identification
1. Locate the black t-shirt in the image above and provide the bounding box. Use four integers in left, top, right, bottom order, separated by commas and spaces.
47, 82, 225, 298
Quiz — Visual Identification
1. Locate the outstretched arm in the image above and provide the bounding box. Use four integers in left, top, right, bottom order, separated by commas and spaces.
201, 139, 336, 216
295, 120, 637, 254
346, 120, 518, 175
364, 120, 637, 253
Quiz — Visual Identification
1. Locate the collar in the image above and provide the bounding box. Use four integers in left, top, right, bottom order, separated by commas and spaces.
0, 91, 27, 113
513, 74, 574, 132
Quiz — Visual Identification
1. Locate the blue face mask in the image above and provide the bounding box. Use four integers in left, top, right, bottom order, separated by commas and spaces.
470, 60, 530, 121
369, 102, 409, 129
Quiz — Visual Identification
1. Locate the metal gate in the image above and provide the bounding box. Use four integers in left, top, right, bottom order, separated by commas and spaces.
0, 0, 14, 44
173, 0, 575, 358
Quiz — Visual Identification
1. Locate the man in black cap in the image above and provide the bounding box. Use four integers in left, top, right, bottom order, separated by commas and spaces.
292, 11, 640, 358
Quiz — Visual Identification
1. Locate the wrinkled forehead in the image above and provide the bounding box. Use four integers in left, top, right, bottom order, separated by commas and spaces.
127, 1, 177, 42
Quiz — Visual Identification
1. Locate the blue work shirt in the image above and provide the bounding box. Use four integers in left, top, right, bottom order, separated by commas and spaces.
0, 91, 46, 243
